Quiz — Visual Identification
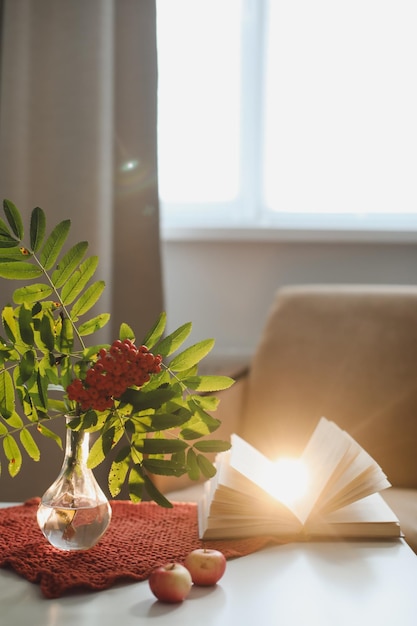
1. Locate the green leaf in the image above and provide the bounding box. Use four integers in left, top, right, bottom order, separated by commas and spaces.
82, 343, 109, 359
155, 322, 192, 357
142, 457, 185, 477
39, 315, 55, 352
70, 280, 105, 318
142, 312, 166, 349
0, 217, 13, 239
60, 256, 99, 305
78, 313, 110, 336
192, 394, 220, 411
120, 387, 177, 411
169, 339, 215, 372
114, 444, 131, 463
18, 304, 34, 346
169, 364, 198, 381
31, 302, 42, 315
13, 283, 53, 304
29, 206, 46, 252
196, 453, 217, 479
39, 219, 71, 270
138, 368, 170, 392
36, 370, 49, 409
193, 439, 231, 453
4, 410, 23, 429
141, 438, 188, 455
78, 409, 98, 430
0, 261, 43, 279
143, 474, 173, 507
0, 236, 19, 249
57, 317, 74, 353
186, 447, 200, 480
40, 354, 59, 384
108, 455, 130, 497
2, 434, 22, 476
181, 426, 210, 440
46, 398, 67, 414
0, 370, 15, 419
182, 375, 235, 392
3, 199, 23, 239
0, 214, 19, 247
187, 402, 221, 431
150, 411, 192, 430
19, 350, 36, 383
20, 428, 41, 461
51, 241, 89, 288
119, 322, 135, 342
18, 393, 39, 423
171, 449, 186, 468
87, 425, 118, 468
0, 235, 21, 247
36, 423, 62, 448
89, 432, 109, 466
128, 465, 145, 502
2, 306, 16, 343
179, 410, 221, 439
0, 247, 30, 260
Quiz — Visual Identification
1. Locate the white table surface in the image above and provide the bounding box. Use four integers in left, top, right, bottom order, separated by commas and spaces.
1, 504, 417, 626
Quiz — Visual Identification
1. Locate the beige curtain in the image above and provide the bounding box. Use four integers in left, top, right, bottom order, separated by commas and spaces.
0, 0, 163, 500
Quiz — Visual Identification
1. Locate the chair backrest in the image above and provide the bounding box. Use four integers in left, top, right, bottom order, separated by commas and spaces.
239, 284, 417, 489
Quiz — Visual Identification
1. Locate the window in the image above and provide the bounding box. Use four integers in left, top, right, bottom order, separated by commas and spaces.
156, 0, 417, 240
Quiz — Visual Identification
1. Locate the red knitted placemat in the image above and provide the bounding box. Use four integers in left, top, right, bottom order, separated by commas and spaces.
0, 498, 281, 598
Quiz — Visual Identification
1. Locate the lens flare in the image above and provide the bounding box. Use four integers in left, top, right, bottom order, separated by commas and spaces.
268, 458, 309, 507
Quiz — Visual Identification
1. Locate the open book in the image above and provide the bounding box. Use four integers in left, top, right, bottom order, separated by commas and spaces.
198, 417, 401, 540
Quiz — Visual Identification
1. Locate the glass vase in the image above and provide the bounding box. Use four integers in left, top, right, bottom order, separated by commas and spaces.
36, 416, 112, 551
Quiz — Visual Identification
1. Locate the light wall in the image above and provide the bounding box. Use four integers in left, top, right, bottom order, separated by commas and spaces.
161, 238, 417, 370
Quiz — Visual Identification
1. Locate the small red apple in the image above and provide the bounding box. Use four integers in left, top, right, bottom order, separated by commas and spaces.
148, 562, 192, 603
184, 548, 226, 586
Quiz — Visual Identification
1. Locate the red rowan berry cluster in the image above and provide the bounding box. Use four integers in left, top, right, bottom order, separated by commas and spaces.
66, 339, 162, 412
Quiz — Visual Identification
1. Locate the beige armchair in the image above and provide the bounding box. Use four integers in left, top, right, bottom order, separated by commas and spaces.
161, 285, 417, 552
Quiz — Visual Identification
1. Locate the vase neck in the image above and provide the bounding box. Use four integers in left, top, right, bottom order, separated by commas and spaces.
64, 415, 90, 468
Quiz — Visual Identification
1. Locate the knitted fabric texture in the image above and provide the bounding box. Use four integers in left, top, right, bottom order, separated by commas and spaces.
0, 498, 281, 598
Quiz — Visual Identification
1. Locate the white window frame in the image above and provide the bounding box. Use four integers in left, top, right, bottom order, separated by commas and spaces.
158, 0, 417, 244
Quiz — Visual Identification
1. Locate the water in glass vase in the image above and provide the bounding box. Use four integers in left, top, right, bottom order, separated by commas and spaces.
37, 500, 111, 551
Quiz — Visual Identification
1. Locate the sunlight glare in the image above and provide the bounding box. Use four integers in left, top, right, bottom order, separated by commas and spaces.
268, 458, 309, 507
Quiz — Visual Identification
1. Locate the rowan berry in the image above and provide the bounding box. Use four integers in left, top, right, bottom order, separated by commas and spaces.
66, 339, 162, 411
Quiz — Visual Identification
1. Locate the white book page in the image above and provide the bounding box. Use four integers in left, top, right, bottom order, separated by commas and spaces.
294, 418, 353, 522
228, 422, 350, 524
308, 492, 399, 525
316, 446, 390, 513
217, 439, 300, 521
